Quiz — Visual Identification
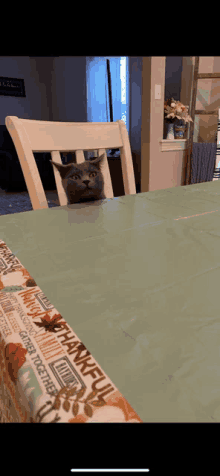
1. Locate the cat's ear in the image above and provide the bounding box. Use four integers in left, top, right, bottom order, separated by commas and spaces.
50, 160, 73, 179
90, 153, 106, 166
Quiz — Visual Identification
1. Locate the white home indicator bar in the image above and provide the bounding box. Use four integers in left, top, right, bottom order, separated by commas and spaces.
71, 471, 150, 473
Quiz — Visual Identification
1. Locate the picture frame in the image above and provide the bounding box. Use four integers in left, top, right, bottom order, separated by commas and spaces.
0, 77, 26, 97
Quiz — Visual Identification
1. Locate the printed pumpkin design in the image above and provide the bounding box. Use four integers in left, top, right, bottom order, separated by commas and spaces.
4, 342, 28, 383
0, 268, 37, 291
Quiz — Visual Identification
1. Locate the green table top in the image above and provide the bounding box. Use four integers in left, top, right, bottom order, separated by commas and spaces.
1, 180, 220, 422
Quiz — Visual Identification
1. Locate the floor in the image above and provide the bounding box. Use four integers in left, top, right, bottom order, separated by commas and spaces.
0, 188, 60, 215
0, 182, 141, 216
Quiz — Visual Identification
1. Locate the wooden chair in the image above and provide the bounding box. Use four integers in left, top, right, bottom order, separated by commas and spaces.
5, 116, 136, 210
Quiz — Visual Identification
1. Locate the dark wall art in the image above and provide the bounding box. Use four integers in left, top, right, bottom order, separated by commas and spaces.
0, 77, 26, 97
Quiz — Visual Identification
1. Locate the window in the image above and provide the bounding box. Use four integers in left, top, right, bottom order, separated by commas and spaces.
86, 57, 129, 135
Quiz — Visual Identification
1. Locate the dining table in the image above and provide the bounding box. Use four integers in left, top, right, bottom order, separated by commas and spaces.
1, 179, 220, 423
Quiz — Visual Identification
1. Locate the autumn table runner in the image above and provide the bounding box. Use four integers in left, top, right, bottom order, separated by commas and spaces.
0, 239, 142, 423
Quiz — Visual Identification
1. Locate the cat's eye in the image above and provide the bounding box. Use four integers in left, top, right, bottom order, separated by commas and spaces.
71, 174, 79, 180
89, 172, 97, 177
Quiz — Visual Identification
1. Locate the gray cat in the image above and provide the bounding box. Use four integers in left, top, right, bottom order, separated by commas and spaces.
50, 153, 106, 204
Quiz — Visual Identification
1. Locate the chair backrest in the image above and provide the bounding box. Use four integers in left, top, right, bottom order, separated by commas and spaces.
5, 116, 136, 210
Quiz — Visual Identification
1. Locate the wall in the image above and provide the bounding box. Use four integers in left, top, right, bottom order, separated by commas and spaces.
140, 56, 220, 193
0, 57, 52, 124
129, 57, 143, 192
0, 56, 87, 125
51, 57, 87, 122
164, 57, 183, 139
130, 56, 186, 193
141, 57, 187, 192
165, 57, 183, 102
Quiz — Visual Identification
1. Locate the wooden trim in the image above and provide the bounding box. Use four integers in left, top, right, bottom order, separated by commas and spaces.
195, 110, 218, 115
160, 139, 187, 152
185, 56, 200, 185
197, 73, 220, 79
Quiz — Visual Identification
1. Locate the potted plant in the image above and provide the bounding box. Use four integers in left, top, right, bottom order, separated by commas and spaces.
164, 98, 193, 139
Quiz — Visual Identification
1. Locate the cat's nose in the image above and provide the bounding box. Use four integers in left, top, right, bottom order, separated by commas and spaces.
82, 180, 90, 186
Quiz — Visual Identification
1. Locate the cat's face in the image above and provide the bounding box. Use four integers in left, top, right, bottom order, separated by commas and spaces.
50, 154, 106, 204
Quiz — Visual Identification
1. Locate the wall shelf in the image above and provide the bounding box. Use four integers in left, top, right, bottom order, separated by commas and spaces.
160, 139, 187, 152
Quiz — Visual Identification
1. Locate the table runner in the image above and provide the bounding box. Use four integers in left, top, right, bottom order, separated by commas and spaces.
0, 239, 142, 423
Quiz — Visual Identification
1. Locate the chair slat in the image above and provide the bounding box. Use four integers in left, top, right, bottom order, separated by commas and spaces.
75, 150, 85, 163
51, 151, 68, 206
118, 120, 136, 195
98, 149, 114, 199
5, 116, 48, 210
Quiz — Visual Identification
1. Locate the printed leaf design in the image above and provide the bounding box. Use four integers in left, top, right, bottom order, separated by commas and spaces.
53, 397, 61, 410
4, 342, 28, 383
75, 387, 86, 402
91, 399, 106, 408
66, 386, 77, 399
84, 389, 99, 403
84, 403, 93, 418
34, 313, 63, 333
50, 414, 61, 423
26, 278, 37, 287
72, 402, 79, 417
35, 400, 57, 423
1, 286, 24, 293
57, 387, 68, 397
52, 386, 67, 408
63, 399, 70, 412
